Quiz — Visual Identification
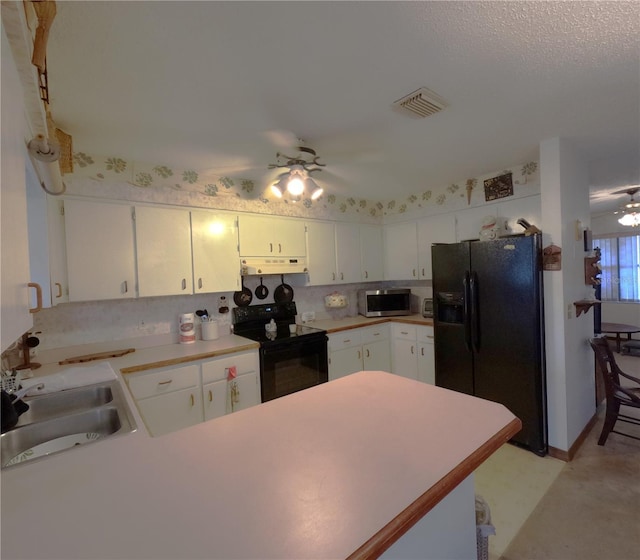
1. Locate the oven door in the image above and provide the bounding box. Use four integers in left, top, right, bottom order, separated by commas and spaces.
259, 334, 328, 402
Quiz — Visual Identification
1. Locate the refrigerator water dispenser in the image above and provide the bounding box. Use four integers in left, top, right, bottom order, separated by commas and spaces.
436, 292, 464, 324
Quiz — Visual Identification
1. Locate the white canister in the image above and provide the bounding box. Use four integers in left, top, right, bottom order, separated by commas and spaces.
179, 313, 196, 344
201, 320, 219, 341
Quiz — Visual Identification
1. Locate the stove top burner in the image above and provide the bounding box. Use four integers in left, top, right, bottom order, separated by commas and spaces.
232, 301, 326, 346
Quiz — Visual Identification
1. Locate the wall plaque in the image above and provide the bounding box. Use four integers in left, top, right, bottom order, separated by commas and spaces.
484, 172, 513, 201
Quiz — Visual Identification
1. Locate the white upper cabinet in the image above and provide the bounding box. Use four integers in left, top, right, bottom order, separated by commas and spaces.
136, 206, 193, 297
1, 29, 32, 350
384, 222, 418, 281
335, 223, 361, 283
191, 211, 240, 293
65, 199, 136, 302
417, 213, 456, 279
306, 221, 337, 285
238, 215, 306, 257
360, 224, 384, 282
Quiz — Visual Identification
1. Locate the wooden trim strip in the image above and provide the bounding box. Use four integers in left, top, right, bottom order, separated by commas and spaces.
119, 342, 260, 374
346, 417, 522, 560
548, 411, 599, 462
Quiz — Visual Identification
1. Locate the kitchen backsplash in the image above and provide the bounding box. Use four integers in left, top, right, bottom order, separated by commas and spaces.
31, 278, 431, 352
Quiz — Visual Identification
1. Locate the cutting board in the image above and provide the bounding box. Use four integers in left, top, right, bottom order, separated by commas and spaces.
59, 348, 135, 365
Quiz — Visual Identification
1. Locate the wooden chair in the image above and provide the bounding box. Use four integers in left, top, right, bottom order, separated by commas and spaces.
590, 337, 640, 445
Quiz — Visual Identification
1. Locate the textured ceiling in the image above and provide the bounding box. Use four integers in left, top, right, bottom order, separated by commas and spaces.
45, 1, 639, 213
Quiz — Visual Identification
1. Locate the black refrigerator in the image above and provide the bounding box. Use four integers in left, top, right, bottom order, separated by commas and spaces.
432, 235, 547, 456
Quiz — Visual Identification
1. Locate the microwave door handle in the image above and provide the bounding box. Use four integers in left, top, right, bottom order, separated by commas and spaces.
463, 272, 472, 352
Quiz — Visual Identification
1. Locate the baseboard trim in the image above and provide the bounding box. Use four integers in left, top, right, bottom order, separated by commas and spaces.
548, 412, 600, 462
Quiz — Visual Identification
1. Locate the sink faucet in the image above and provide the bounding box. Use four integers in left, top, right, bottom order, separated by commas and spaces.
10, 384, 44, 402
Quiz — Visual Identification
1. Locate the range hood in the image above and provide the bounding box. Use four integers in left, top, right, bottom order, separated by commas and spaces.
241, 258, 308, 276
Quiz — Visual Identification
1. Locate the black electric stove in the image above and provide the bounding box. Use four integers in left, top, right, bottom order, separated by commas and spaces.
232, 302, 328, 402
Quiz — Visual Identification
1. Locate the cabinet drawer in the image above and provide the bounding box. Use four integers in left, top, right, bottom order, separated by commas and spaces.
127, 364, 200, 400
360, 324, 390, 344
418, 325, 434, 343
391, 323, 417, 341
328, 330, 363, 351
202, 351, 258, 384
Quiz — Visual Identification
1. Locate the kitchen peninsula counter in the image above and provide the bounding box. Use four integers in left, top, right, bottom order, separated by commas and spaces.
1, 371, 519, 560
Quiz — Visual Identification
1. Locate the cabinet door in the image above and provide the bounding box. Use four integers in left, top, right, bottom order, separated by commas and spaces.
335, 223, 361, 283
328, 346, 363, 381
228, 372, 260, 413
238, 215, 306, 257
65, 199, 136, 302
384, 222, 418, 280
203, 379, 227, 421
417, 213, 456, 280
392, 338, 418, 380
360, 224, 384, 282
136, 206, 193, 297
363, 339, 391, 372
48, 197, 69, 305
305, 221, 337, 285
136, 387, 203, 437
191, 211, 240, 293
1, 33, 32, 351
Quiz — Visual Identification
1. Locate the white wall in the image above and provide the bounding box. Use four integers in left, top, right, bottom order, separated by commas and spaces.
540, 137, 595, 452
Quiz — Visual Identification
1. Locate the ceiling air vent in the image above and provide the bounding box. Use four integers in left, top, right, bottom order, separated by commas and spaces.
392, 88, 447, 118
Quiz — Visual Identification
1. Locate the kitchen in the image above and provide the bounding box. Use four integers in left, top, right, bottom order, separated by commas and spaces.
2, 2, 639, 559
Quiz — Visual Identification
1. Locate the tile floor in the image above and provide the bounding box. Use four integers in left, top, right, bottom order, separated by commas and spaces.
475, 348, 640, 560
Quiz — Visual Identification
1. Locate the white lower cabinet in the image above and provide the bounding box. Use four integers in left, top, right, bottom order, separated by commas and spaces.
391, 323, 435, 384
127, 364, 202, 437
127, 350, 260, 436
328, 325, 390, 381
201, 351, 260, 420
418, 326, 435, 385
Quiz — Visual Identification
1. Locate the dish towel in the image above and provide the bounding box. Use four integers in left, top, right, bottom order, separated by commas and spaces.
21, 362, 118, 396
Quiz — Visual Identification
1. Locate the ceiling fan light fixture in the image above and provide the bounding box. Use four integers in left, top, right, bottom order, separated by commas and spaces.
270, 183, 283, 198
618, 212, 640, 227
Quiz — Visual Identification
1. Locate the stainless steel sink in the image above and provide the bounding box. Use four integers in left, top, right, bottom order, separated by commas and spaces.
1, 380, 136, 469
14, 384, 114, 427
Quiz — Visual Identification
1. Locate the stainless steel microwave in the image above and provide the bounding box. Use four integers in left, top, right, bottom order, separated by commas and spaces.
357, 289, 412, 318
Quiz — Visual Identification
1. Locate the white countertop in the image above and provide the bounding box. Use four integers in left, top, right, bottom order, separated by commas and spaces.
1, 371, 519, 560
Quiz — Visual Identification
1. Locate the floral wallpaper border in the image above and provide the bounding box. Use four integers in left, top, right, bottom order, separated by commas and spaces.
69, 151, 539, 221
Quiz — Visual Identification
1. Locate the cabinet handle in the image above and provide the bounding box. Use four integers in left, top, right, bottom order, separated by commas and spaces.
373, 333, 380, 336
28, 283, 42, 313
208, 390, 213, 402
55, 282, 62, 298
190, 394, 195, 407
411, 345, 415, 354
358, 350, 361, 359
278, 243, 282, 254
158, 380, 173, 386
422, 268, 425, 277
122, 280, 128, 294
401, 331, 409, 335
182, 278, 187, 290
366, 349, 370, 358
421, 347, 425, 356
198, 278, 203, 289
269, 243, 273, 253
365, 270, 368, 279
332, 272, 336, 281
412, 269, 416, 277
427, 335, 434, 339
343, 339, 351, 343
340, 272, 344, 280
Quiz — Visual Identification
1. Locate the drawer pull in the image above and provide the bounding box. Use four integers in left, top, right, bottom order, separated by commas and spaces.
427, 335, 434, 339
208, 390, 213, 402
366, 349, 370, 358
421, 347, 425, 356
343, 339, 351, 343
401, 331, 409, 335
373, 333, 380, 336
190, 394, 195, 407
181, 278, 187, 290
55, 282, 63, 298
411, 345, 415, 354
198, 278, 203, 289
158, 380, 173, 386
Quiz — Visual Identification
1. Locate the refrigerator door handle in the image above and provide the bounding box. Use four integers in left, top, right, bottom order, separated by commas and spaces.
463, 271, 472, 352
470, 271, 480, 353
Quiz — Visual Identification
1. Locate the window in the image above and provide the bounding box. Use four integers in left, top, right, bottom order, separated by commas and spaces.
593, 234, 640, 302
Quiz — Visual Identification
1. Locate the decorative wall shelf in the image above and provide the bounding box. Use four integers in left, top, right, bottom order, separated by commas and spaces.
574, 300, 601, 317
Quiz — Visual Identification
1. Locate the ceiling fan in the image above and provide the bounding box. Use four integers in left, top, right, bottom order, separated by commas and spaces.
268, 146, 326, 201
613, 187, 640, 227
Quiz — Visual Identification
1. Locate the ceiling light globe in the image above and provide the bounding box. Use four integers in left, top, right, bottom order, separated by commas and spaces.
270, 184, 283, 198
618, 212, 640, 227
287, 176, 304, 196
311, 187, 323, 200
